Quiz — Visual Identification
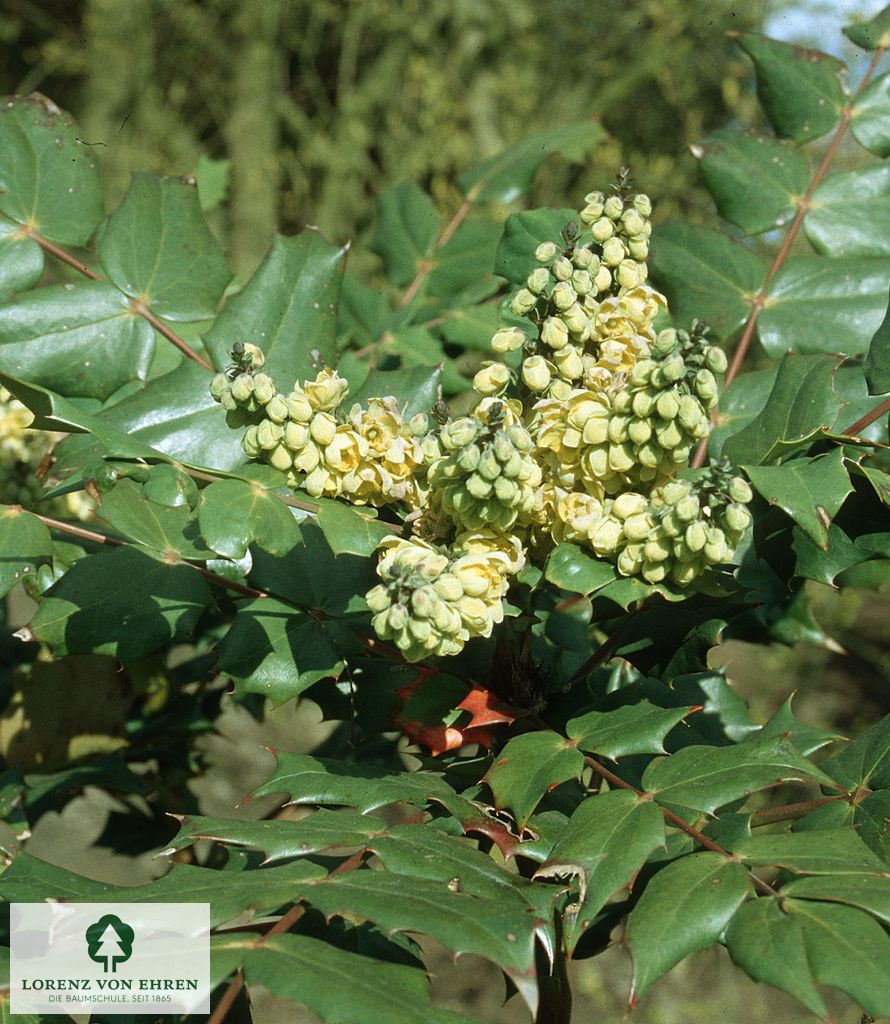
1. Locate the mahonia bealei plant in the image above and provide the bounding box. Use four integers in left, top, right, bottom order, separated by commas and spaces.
212, 178, 753, 659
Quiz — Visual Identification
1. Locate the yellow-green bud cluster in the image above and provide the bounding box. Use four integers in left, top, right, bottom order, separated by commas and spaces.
428, 399, 542, 532
365, 532, 524, 661
578, 190, 652, 291
209, 343, 276, 427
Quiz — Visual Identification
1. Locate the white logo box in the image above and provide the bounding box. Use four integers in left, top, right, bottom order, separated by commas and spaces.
10, 902, 210, 1015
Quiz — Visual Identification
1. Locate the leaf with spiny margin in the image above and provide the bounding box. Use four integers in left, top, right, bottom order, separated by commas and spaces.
97, 172, 231, 321
0, 508, 50, 598
733, 828, 889, 875
856, 789, 890, 861
851, 72, 890, 157
736, 33, 847, 143
806, 165, 890, 257
722, 353, 839, 466
0, 218, 42, 300
494, 208, 576, 283
315, 499, 391, 558
648, 223, 767, 339
98, 478, 211, 559
198, 478, 300, 558
252, 752, 453, 813
216, 599, 347, 705
626, 852, 751, 1003
535, 791, 664, 953
744, 448, 852, 548
217, 932, 483, 1024
695, 128, 808, 235
567, 702, 696, 759
456, 122, 603, 204
821, 713, 890, 790
865, 289, 890, 394
757, 696, 843, 756
759, 256, 890, 358
370, 183, 441, 288
169, 810, 388, 862
426, 221, 502, 298
204, 231, 345, 387
338, 272, 390, 347
707, 366, 777, 460
642, 734, 839, 814
544, 542, 617, 596
484, 732, 583, 829
782, 873, 890, 925
845, 5, 890, 48
347, 365, 442, 419
0, 95, 103, 246
26, 546, 213, 661
0, 281, 155, 400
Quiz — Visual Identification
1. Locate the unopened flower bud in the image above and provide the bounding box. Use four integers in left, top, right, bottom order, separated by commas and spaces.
210, 374, 230, 401
473, 363, 511, 396
253, 374, 276, 406
542, 316, 569, 350
728, 476, 753, 504
621, 208, 645, 235
535, 241, 558, 263
552, 256, 573, 281
634, 194, 653, 217
594, 266, 612, 292
509, 289, 537, 316
572, 246, 595, 270
705, 347, 728, 375
526, 267, 551, 294
522, 355, 552, 392
591, 217, 615, 242
491, 326, 527, 354
656, 391, 680, 420
725, 503, 752, 533
603, 195, 624, 220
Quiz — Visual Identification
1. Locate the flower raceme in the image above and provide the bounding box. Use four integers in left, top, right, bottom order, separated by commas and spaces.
211, 182, 753, 660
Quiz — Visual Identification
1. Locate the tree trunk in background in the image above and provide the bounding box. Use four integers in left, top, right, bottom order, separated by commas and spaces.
224, 0, 284, 276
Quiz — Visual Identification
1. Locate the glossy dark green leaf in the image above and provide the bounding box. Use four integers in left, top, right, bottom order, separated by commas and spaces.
25, 545, 212, 661
338, 272, 390, 347
456, 122, 604, 204
438, 302, 504, 352
169, 810, 388, 862
426, 221, 501, 298
707, 366, 777, 460
851, 72, 890, 157
759, 256, 890, 358
865, 290, 890, 394
567, 702, 696, 759
204, 231, 346, 386
253, 752, 453, 813
494, 208, 576, 283
744, 448, 852, 547
736, 33, 847, 143
381, 325, 468, 395
758, 696, 843, 756
695, 129, 808, 235
856, 789, 890, 860
544, 542, 617, 595
198, 478, 300, 558
783, 873, 890, 926
0, 507, 51, 597
821, 713, 890, 790
722, 354, 839, 466
649, 223, 766, 339
483, 732, 584, 828
535, 791, 664, 952
0, 281, 155, 400
642, 734, 838, 814
216, 599, 346, 704
734, 827, 888, 875
99, 478, 210, 559
370, 182, 441, 288
0, 95, 103, 246
845, 5, 890, 48
315, 499, 391, 558
0, 218, 42, 300
626, 852, 751, 1002
97, 172, 231, 321
348, 365, 441, 419
806, 165, 890, 257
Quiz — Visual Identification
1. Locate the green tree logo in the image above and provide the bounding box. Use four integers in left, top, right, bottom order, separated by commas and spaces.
85, 914, 134, 973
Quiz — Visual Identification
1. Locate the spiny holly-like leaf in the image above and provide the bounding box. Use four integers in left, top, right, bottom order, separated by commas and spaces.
426, 221, 502, 298
169, 810, 388, 862
494, 208, 576, 283
0, 507, 50, 598
856, 789, 890, 860
216, 599, 347, 705
484, 732, 584, 828
566, 701, 696, 759
722, 353, 839, 466
380, 324, 468, 395
626, 852, 751, 1003
544, 542, 617, 596
315, 499, 391, 558
219, 932, 483, 1024
744, 447, 852, 548
821, 713, 890, 790
0, 95, 103, 246
782, 873, 890, 926
97, 172, 231, 321
865, 291, 890, 394
735, 33, 847, 143
252, 752, 453, 813
727, 897, 890, 1018
758, 696, 843, 756
733, 827, 889, 875
694, 128, 808, 235
845, 5, 890, 49
456, 122, 604, 204
0, 217, 42, 300
851, 71, 890, 157
99, 478, 211, 559
535, 791, 664, 953
707, 366, 777, 460
24, 545, 213, 661
0, 281, 155, 400
806, 165, 890, 257
348, 365, 442, 419
759, 255, 890, 358
649, 223, 767, 339
198, 478, 300, 559
204, 231, 345, 387
642, 734, 839, 814
370, 182, 441, 288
